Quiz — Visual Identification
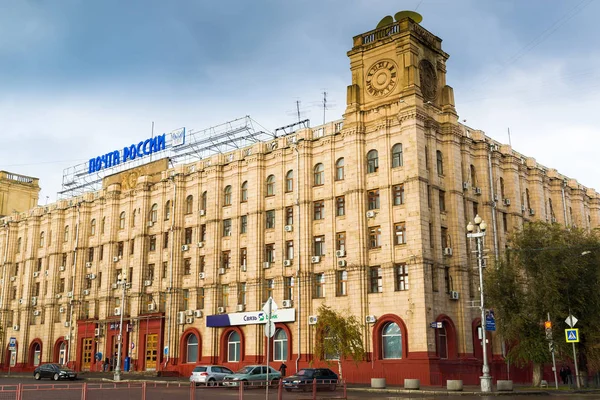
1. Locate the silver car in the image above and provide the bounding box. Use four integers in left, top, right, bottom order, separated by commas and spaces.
189, 365, 234, 386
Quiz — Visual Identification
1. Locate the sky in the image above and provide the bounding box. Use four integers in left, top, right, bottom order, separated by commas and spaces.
1, 0, 599, 204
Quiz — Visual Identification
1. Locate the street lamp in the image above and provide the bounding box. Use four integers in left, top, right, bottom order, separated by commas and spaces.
114, 274, 128, 382
466, 214, 492, 393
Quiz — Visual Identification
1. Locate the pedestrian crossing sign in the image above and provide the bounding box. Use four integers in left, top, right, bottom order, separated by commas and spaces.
565, 328, 579, 343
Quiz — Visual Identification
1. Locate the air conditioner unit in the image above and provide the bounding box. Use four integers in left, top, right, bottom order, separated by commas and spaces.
450, 291, 460, 300
113, 257, 119, 263
59, 307, 65, 313
521, 205, 526, 212
337, 260, 347, 268
18, 298, 24, 304
181, 245, 189, 251
10, 276, 16, 282
185, 317, 194, 324
86, 262, 92, 268
147, 304, 156, 311
94, 328, 101, 336
33, 310, 40, 316
194, 310, 203, 318
282, 300, 293, 308
217, 307, 225, 314
147, 221, 154, 227
33, 272, 39, 278
111, 283, 118, 289
114, 307, 121, 316
366, 210, 376, 218
199, 209, 206, 216
199, 272, 205, 279
64, 334, 70, 341
284, 225, 293, 232
263, 262, 271, 269
56, 294, 62, 299
186, 309, 194, 316
529, 209, 535, 216
67, 291, 73, 298
443, 247, 453, 256
283, 260, 292, 267
86, 274, 96, 280
241, 264, 247, 272
178, 311, 185, 324
365, 315, 377, 324
83, 290, 90, 296
308, 315, 318, 325
503, 198, 511, 206
335, 250, 346, 257
64, 321, 70, 327
59, 266, 66, 271
144, 280, 152, 287
44, 271, 49, 276
463, 182, 469, 190
311, 256, 320, 263
31, 297, 37, 305
13, 325, 19, 331
219, 268, 226, 275
493, 194, 499, 202
236, 304, 245, 312
474, 187, 482, 195
197, 242, 204, 248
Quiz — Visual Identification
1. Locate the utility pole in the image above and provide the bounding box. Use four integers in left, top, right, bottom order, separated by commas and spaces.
545, 315, 558, 389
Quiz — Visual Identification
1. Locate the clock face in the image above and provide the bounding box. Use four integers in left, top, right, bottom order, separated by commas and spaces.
419, 60, 437, 101
365, 60, 398, 98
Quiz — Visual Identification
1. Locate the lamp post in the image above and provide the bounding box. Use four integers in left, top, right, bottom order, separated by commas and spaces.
467, 214, 492, 393
114, 274, 128, 382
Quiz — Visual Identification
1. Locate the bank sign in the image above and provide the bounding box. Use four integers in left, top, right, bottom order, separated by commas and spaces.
88, 127, 186, 174
206, 308, 295, 328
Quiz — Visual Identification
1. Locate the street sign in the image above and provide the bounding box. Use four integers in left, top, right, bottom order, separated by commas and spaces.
164, 346, 169, 356
565, 315, 578, 328
566, 328, 579, 343
485, 311, 496, 331
429, 322, 443, 329
8, 337, 16, 349
262, 297, 278, 315
264, 321, 276, 338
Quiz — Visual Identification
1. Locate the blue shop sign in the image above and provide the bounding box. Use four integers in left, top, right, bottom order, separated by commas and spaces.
88, 133, 168, 174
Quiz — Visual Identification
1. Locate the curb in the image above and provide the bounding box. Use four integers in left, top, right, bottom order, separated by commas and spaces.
346, 387, 550, 396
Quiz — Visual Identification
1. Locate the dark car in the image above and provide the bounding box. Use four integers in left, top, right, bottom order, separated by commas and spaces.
33, 363, 77, 381
282, 368, 338, 392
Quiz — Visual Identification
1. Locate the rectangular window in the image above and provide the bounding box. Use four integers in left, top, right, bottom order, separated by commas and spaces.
117, 242, 124, 257
265, 244, 275, 263
444, 266, 451, 293
369, 226, 382, 249
58, 278, 65, 293
240, 248, 247, 268
223, 219, 232, 236
185, 227, 193, 244
314, 200, 325, 220
87, 248, 94, 263
285, 240, 294, 260
429, 223, 434, 248
199, 256, 205, 273
221, 285, 229, 308
336, 196, 345, 216
85, 277, 92, 290
392, 184, 404, 206
441, 227, 449, 249
34, 282, 40, 297
238, 283, 246, 305
427, 185, 432, 208
473, 202, 479, 219
284, 277, 294, 300
314, 273, 325, 298
439, 190, 446, 212
146, 264, 155, 281
336, 271, 348, 296
425, 146, 429, 170
130, 239, 135, 255
502, 212, 508, 233
240, 215, 248, 234
367, 189, 380, 210
394, 263, 409, 291
336, 232, 346, 251
98, 271, 102, 288
285, 207, 293, 226
197, 288, 204, 310
369, 266, 383, 293
264, 279, 274, 302
36, 258, 43, 272
183, 258, 191, 275
182, 289, 190, 310
11, 286, 16, 300
313, 235, 325, 256
149, 235, 156, 251
99, 245, 104, 261
163, 232, 169, 249
222, 251, 230, 269
162, 262, 168, 279
394, 222, 406, 245
266, 210, 276, 229
200, 224, 207, 242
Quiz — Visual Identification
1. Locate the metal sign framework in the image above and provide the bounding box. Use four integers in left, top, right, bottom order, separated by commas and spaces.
58, 116, 275, 199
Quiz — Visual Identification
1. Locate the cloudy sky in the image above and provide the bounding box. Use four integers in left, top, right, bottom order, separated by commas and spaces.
1, 0, 598, 203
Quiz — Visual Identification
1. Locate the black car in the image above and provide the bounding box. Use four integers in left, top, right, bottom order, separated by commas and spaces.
282, 368, 338, 392
33, 363, 77, 381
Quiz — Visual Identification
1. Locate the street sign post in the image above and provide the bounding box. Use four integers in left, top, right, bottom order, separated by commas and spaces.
263, 297, 278, 400
566, 328, 579, 343
546, 313, 558, 389
566, 314, 580, 388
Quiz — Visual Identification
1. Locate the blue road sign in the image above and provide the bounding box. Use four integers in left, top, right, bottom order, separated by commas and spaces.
485, 313, 496, 331
8, 337, 16, 349
566, 328, 579, 343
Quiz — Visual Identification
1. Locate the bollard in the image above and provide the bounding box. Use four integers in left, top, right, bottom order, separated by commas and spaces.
238, 380, 244, 400
343, 380, 347, 399
16, 383, 22, 400
188, 381, 194, 400
278, 378, 283, 400
312, 378, 317, 400
142, 382, 147, 400
446, 380, 463, 391
404, 379, 420, 390
82, 382, 87, 400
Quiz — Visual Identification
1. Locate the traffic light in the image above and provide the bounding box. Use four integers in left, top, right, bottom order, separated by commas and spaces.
545, 321, 553, 340
544, 321, 552, 330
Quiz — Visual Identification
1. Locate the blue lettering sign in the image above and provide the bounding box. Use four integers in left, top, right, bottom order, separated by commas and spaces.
88, 133, 168, 174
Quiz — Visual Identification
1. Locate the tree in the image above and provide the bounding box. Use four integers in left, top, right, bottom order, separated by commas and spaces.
314, 304, 365, 381
486, 221, 600, 386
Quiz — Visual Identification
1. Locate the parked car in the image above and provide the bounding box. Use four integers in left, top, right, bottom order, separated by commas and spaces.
33, 364, 77, 381
282, 368, 338, 392
222, 365, 281, 387
189, 365, 234, 386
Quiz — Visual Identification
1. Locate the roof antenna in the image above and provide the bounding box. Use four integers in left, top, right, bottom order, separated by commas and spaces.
507, 127, 512, 148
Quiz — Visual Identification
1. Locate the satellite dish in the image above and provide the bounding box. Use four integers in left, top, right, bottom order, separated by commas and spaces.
376, 15, 394, 29
394, 11, 423, 23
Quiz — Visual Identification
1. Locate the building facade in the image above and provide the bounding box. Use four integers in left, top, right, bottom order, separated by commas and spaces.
0, 14, 599, 385
0, 171, 40, 218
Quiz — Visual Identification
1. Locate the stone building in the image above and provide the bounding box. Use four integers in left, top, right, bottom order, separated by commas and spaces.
0, 13, 598, 384
0, 171, 40, 217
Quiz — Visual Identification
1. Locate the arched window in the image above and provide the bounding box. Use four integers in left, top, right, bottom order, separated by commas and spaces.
16, 237, 21, 253
132, 210, 137, 227
39, 232, 45, 248
367, 150, 379, 173
90, 219, 96, 236
273, 329, 288, 361
223, 186, 232, 206
436, 150, 444, 175
164, 201, 171, 220
470, 165, 477, 187
186, 195, 193, 214
186, 334, 199, 363
119, 212, 126, 229
285, 170, 294, 192
335, 158, 344, 181
437, 326, 448, 359
201, 191, 207, 211
32, 342, 41, 366
241, 182, 248, 202
382, 322, 402, 359
391, 144, 403, 168
64, 226, 69, 242
58, 342, 67, 365
227, 331, 241, 362
150, 204, 158, 222
499, 177, 505, 199
266, 175, 276, 196
314, 163, 324, 186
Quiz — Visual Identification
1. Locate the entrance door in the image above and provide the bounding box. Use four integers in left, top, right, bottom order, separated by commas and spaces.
145, 334, 158, 371
82, 338, 93, 371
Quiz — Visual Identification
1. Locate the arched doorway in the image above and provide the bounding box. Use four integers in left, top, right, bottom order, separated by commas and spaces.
29, 341, 42, 367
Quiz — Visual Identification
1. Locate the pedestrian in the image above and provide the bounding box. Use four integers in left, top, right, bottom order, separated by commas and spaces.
104, 357, 110, 372
566, 366, 573, 385
279, 362, 287, 377
560, 366, 566, 384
